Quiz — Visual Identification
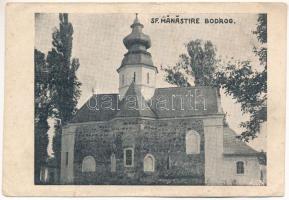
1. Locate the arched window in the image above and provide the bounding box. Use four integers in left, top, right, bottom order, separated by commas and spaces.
143, 154, 155, 172
186, 130, 200, 154
147, 73, 150, 84
82, 156, 96, 172
236, 161, 244, 174
111, 153, 116, 172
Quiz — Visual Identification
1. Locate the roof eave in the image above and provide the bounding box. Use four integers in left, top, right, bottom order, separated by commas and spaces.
117, 63, 158, 73
223, 153, 259, 157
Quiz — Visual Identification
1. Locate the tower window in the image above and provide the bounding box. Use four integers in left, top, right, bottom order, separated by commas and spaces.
133, 72, 136, 82
122, 74, 125, 86
236, 161, 244, 174
124, 148, 134, 167
147, 73, 149, 84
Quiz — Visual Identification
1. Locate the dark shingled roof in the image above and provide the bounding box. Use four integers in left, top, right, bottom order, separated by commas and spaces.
223, 127, 259, 156
150, 86, 220, 118
70, 84, 221, 123
70, 93, 119, 123
120, 52, 154, 69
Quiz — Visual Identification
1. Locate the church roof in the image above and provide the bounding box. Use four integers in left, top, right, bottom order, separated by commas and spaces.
150, 86, 220, 118
70, 93, 119, 123
223, 127, 259, 156
70, 85, 222, 123
115, 82, 156, 118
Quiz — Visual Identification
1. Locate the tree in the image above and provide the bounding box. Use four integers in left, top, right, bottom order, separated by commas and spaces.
47, 13, 81, 180
163, 14, 267, 141
47, 13, 81, 123
163, 39, 218, 87
34, 49, 50, 184
215, 14, 267, 141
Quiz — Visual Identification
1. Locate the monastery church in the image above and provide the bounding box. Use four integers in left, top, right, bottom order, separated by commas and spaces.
60, 15, 263, 185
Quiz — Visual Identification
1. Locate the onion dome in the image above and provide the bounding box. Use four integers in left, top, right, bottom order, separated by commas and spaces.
118, 14, 157, 72
123, 14, 151, 50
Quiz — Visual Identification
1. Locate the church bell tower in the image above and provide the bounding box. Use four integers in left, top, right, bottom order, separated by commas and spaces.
117, 14, 158, 100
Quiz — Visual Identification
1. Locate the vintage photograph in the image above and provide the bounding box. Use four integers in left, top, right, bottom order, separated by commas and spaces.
34, 13, 267, 185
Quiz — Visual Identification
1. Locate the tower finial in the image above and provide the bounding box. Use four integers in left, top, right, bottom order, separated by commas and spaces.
133, 13, 140, 24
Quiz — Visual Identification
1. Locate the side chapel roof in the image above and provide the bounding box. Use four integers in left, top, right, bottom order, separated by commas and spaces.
223, 127, 259, 156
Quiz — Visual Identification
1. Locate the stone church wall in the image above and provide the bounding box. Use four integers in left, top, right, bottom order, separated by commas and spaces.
72, 117, 205, 185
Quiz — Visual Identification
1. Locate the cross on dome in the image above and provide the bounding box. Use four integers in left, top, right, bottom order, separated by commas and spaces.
123, 14, 151, 50
133, 13, 139, 24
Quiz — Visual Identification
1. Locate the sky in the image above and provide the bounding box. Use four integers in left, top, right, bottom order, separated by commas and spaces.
35, 13, 266, 155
